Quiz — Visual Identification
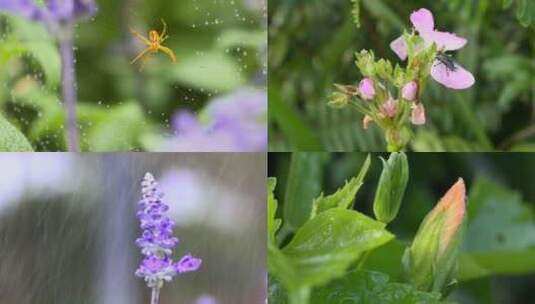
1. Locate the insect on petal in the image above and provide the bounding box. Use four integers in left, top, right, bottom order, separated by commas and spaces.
410, 8, 434, 33
430, 59, 475, 90
390, 36, 408, 61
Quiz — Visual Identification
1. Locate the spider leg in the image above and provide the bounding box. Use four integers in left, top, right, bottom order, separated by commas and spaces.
131, 47, 152, 64
160, 19, 167, 40
130, 28, 151, 46
158, 45, 177, 63
138, 53, 152, 71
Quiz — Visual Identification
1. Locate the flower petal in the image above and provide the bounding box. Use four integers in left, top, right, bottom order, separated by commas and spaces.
176, 254, 202, 273
410, 8, 434, 33
390, 36, 408, 60
430, 60, 475, 90
424, 30, 467, 51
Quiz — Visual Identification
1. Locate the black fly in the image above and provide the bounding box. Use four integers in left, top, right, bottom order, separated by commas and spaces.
435, 53, 457, 72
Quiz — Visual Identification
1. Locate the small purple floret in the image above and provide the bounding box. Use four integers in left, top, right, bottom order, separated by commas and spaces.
135, 172, 201, 289
176, 254, 202, 273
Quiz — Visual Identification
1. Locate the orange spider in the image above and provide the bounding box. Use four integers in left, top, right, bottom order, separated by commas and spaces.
130, 19, 176, 68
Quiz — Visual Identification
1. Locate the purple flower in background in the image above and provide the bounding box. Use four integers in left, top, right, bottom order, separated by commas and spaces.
162, 88, 267, 152
194, 295, 219, 304
135, 173, 201, 300
0, 0, 96, 29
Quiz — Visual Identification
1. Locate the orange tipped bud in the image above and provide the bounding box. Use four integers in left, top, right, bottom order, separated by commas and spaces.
403, 178, 466, 293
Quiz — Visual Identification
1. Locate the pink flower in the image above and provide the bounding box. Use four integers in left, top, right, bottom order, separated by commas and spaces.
402, 81, 418, 101
358, 78, 375, 100
381, 97, 398, 118
390, 8, 475, 90
411, 103, 426, 125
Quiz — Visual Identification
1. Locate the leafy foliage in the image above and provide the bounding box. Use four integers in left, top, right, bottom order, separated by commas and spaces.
269, 155, 397, 303
269, 153, 535, 304
0, 113, 32, 151
270, 270, 445, 304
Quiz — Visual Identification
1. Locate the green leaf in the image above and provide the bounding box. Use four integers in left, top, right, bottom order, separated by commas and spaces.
0, 114, 33, 151
312, 270, 443, 304
268, 177, 282, 242
268, 84, 322, 150
281, 153, 326, 234
282, 208, 394, 289
87, 102, 146, 151
464, 178, 535, 251
459, 249, 535, 281
269, 270, 444, 304
216, 29, 267, 50
166, 51, 245, 92
312, 154, 371, 216
457, 178, 535, 280
5, 15, 60, 87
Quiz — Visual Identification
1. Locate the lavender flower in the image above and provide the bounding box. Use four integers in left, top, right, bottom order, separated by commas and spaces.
0, 0, 97, 151
161, 88, 267, 152
136, 173, 201, 301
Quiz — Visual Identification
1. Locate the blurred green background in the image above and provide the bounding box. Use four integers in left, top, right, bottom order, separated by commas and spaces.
0, 0, 266, 151
268, 152, 535, 303
268, 0, 535, 151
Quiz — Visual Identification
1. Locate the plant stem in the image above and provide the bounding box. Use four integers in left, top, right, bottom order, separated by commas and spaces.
150, 287, 160, 304
59, 35, 80, 152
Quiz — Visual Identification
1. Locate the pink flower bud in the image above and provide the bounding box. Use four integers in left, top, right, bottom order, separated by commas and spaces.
381, 97, 398, 118
358, 78, 375, 100
402, 81, 418, 101
411, 103, 426, 125
362, 115, 373, 129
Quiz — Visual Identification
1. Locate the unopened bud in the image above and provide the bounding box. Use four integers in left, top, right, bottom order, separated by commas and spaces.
373, 152, 409, 224
328, 91, 349, 108
403, 179, 466, 293
381, 97, 398, 118
358, 78, 375, 100
402, 81, 418, 101
411, 103, 426, 125
363, 115, 373, 129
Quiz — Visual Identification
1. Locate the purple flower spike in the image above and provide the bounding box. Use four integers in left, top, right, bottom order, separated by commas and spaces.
136, 172, 201, 290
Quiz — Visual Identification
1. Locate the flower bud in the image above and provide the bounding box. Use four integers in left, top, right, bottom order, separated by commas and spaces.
373, 152, 409, 224
355, 50, 376, 77
403, 179, 466, 293
358, 78, 375, 100
411, 103, 426, 125
380, 97, 398, 118
362, 115, 373, 129
328, 91, 350, 108
402, 81, 418, 101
